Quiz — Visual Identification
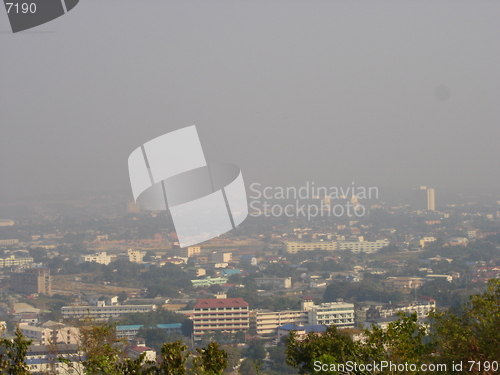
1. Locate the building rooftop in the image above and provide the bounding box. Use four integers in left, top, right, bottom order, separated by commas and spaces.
194, 298, 248, 309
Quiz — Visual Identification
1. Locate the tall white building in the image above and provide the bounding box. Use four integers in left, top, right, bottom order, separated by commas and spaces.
427, 188, 435, 211
411, 186, 436, 211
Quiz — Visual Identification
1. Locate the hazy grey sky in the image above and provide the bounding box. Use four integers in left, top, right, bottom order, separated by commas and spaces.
1, 0, 500, 199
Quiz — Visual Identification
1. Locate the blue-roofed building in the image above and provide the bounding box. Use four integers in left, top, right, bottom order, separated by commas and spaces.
219, 269, 241, 276
116, 323, 182, 340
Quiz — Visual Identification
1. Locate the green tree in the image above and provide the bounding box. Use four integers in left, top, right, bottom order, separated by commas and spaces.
285, 325, 364, 375
193, 342, 228, 375
239, 358, 259, 375
222, 346, 241, 373
152, 340, 189, 375
245, 339, 266, 362
0, 329, 32, 375
430, 278, 500, 374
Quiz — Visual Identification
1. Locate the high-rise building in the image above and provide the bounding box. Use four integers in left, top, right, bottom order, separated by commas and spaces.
192, 296, 249, 340
11, 268, 52, 296
427, 188, 435, 211
411, 186, 436, 211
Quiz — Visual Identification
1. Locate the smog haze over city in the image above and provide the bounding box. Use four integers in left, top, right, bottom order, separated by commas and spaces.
1, 1, 500, 200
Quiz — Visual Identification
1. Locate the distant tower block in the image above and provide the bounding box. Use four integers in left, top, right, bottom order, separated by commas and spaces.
427, 188, 435, 211
411, 186, 435, 211
350, 195, 362, 212
127, 201, 140, 213
323, 196, 331, 207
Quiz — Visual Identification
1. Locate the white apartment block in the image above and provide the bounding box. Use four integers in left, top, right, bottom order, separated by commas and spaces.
20, 323, 80, 346
304, 301, 355, 328
0, 255, 34, 268
252, 309, 308, 336
127, 248, 146, 263
377, 300, 436, 319
61, 304, 156, 320
284, 241, 337, 254
78, 251, 112, 265
338, 239, 390, 253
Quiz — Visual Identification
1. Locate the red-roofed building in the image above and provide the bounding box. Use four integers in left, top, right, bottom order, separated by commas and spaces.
193, 297, 249, 340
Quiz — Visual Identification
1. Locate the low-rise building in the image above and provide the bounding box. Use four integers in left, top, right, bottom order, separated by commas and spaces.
383, 277, 426, 292
0, 239, 19, 245
116, 323, 182, 340
277, 324, 328, 341
61, 304, 156, 320
303, 300, 355, 328
283, 241, 337, 254
426, 274, 452, 282
255, 277, 292, 289
19, 322, 80, 345
252, 310, 308, 336
212, 252, 232, 263
128, 346, 156, 362
191, 276, 227, 288
78, 252, 112, 265
239, 255, 257, 266
127, 249, 146, 263
0, 255, 34, 268
338, 239, 389, 253
26, 344, 84, 375
187, 267, 206, 278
